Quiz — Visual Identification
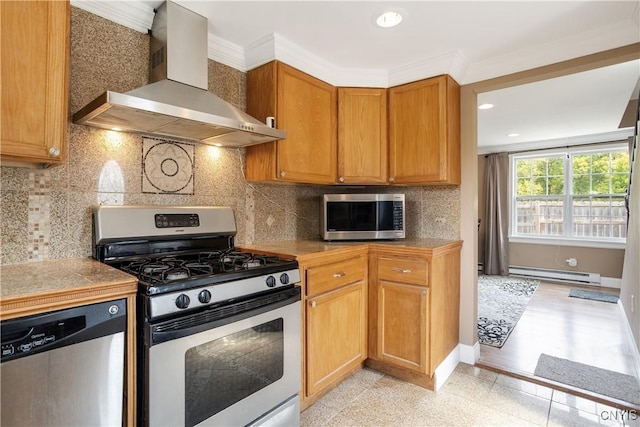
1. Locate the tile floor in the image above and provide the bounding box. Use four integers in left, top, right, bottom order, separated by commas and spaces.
301, 364, 640, 427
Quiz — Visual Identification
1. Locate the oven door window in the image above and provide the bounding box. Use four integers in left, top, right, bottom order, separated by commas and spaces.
184, 318, 284, 427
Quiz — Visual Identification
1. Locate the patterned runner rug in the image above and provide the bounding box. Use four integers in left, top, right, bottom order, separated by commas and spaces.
477, 275, 540, 348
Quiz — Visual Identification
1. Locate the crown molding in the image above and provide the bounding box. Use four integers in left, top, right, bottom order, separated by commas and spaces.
388, 50, 468, 87
208, 34, 246, 72
245, 34, 389, 86
244, 33, 277, 71
71, 0, 154, 34
462, 20, 640, 84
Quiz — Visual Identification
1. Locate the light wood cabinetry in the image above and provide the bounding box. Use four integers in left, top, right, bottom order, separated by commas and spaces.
246, 61, 337, 184
388, 75, 460, 184
300, 250, 368, 406
337, 88, 387, 184
367, 243, 461, 389
377, 280, 429, 372
246, 62, 461, 186
1, 0, 70, 168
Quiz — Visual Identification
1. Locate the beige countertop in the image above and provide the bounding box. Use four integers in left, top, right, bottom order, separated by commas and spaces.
238, 238, 463, 260
1, 258, 137, 319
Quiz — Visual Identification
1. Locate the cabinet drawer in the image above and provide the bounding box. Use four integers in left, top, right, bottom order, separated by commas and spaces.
377, 257, 428, 286
306, 257, 366, 296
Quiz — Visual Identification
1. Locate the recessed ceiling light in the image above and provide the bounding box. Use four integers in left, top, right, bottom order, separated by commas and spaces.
375, 11, 403, 28
478, 103, 494, 110
507, 133, 520, 137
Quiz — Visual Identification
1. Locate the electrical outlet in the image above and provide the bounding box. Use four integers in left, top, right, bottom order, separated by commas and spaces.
435, 217, 446, 224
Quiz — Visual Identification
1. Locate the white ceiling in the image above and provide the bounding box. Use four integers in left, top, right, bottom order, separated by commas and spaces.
72, 0, 640, 151
477, 60, 640, 153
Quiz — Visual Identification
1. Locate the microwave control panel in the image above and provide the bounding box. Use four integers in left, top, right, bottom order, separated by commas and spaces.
392, 201, 404, 230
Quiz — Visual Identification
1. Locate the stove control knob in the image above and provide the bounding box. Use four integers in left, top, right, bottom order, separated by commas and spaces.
279, 273, 290, 284
175, 294, 190, 309
198, 290, 212, 304
266, 276, 276, 288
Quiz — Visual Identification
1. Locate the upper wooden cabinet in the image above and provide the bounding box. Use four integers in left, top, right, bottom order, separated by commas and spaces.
246, 61, 337, 184
388, 75, 460, 185
246, 62, 460, 186
337, 88, 387, 184
1, 0, 70, 168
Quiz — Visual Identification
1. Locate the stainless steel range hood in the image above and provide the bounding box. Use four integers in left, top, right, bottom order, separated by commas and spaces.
73, 1, 285, 147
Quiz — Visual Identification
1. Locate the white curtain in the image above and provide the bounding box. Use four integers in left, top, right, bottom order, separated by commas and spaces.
484, 153, 510, 275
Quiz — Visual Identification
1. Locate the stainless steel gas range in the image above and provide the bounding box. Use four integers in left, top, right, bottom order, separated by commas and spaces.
93, 206, 301, 427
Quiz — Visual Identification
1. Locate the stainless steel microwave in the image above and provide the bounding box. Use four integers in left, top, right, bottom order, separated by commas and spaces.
321, 194, 405, 241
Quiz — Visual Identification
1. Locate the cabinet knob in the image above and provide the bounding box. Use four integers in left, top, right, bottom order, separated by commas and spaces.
421, 289, 427, 296
332, 272, 346, 278
389, 176, 395, 183
392, 268, 412, 274
338, 176, 345, 183
280, 171, 286, 177
49, 147, 61, 157
310, 301, 317, 308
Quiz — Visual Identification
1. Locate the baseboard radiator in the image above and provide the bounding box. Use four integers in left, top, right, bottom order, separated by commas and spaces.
509, 266, 601, 285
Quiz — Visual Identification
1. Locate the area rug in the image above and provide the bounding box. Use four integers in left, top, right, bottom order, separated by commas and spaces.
477, 275, 539, 348
534, 354, 640, 405
569, 289, 619, 303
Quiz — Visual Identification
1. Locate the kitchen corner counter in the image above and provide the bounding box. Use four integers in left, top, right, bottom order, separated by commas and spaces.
1, 257, 138, 320
238, 238, 463, 261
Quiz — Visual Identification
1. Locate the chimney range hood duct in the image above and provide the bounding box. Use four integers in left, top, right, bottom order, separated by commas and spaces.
73, 1, 285, 147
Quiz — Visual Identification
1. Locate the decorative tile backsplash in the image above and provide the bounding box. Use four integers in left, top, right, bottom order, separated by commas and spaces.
0, 6, 461, 265
27, 172, 51, 261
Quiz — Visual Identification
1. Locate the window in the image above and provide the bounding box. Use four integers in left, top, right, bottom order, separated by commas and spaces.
511, 144, 630, 244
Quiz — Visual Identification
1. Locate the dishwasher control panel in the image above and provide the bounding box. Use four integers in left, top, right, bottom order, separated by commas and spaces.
1, 316, 85, 360
0, 299, 126, 364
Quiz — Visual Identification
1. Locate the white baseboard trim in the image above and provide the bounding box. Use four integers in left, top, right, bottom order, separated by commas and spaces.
434, 345, 461, 391
434, 342, 480, 390
459, 341, 480, 365
600, 277, 622, 289
618, 301, 640, 386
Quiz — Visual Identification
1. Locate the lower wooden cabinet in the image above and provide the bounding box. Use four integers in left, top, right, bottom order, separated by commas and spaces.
367, 243, 461, 389
377, 280, 429, 372
306, 281, 366, 395
300, 250, 368, 406
247, 241, 463, 408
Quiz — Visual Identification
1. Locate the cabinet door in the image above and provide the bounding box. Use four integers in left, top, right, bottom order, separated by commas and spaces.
388, 75, 459, 184
276, 63, 337, 184
306, 281, 366, 396
377, 280, 429, 373
1, 0, 69, 165
337, 88, 387, 184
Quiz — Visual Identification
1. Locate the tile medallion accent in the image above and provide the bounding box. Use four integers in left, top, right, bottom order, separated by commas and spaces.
142, 138, 195, 194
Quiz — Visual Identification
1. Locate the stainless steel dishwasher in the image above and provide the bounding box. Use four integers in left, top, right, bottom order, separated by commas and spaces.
1, 299, 127, 426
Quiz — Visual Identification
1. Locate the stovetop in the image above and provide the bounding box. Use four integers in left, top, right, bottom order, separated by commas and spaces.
112, 250, 298, 295
92, 206, 301, 319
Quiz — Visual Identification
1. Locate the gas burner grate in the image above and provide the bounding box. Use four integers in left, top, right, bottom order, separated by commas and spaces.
114, 249, 291, 288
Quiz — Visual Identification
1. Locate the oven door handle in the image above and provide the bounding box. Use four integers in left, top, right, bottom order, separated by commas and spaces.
149, 288, 301, 346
